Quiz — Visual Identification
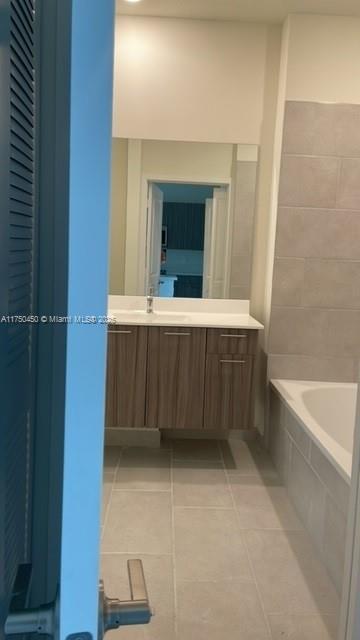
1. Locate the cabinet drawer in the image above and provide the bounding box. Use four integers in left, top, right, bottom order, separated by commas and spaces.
206, 328, 258, 355
204, 354, 254, 430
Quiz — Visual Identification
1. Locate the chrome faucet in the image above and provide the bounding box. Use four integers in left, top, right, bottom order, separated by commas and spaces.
146, 287, 154, 314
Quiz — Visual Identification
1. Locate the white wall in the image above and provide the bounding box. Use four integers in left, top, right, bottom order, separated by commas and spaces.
113, 16, 269, 144
141, 140, 234, 180
250, 25, 282, 325
285, 15, 360, 103
249, 25, 282, 432
109, 138, 128, 294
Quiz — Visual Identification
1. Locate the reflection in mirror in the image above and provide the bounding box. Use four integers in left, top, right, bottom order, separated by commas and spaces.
109, 139, 258, 300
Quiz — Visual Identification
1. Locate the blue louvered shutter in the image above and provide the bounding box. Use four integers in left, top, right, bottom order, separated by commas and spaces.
0, 0, 36, 632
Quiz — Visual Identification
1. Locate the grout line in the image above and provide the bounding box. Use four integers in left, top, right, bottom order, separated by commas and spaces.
101, 449, 123, 544
271, 304, 360, 312
100, 551, 173, 556
174, 577, 256, 584
267, 613, 338, 620
111, 488, 171, 493
278, 204, 360, 213
170, 444, 179, 637
173, 505, 235, 511
217, 440, 273, 640
282, 152, 360, 161
172, 457, 223, 463
335, 154, 343, 211
274, 256, 360, 265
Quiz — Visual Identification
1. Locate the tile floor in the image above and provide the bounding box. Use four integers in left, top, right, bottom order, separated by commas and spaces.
101, 439, 340, 640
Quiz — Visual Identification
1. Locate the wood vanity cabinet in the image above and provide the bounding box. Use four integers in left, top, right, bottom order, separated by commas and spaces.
204, 329, 257, 430
105, 324, 148, 428
146, 326, 206, 429
105, 324, 258, 431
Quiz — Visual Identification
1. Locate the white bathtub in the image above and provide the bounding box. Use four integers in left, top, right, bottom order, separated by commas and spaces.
271, 379, 358, 483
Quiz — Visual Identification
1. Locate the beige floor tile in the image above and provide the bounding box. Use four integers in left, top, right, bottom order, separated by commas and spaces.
177, 580, 270, 640
221, 440, 278, 478
230, 476, 303, 530
172, 439, 221, 462
101, 554, 175, 640
102, 480, 113, 525
104, 469, 116, 482
102, 491, 172, 554
268, 614, 338, 640
101, 439, 341, 639
175, 507, 253, 582
114, 448, 171, 492
173, 460, 233, 507
104, 446, 122, 470
244, 530, 340, 616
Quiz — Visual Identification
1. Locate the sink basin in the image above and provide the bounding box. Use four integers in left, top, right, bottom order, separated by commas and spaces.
152, 312, 190, 323
110, 309, 146, 315
110, 310, 191, 325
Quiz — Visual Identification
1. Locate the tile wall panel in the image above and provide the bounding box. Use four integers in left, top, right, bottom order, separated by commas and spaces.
269, 101, 360, 381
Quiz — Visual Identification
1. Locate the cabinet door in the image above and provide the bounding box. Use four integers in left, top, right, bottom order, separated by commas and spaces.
146, 327, 206, 429
204, 355, 253, 430
105, 325, 148, 428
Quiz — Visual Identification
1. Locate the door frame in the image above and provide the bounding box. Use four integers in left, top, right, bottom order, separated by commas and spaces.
30, 1, 115, 638
202, 198, 214, 298
137, 174, 232, 297
204, 187, 230, 299
30, 0, 75, 608
145, 182, 164, 296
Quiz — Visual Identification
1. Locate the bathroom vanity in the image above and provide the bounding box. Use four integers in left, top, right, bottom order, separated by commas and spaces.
105, 297, 263, 440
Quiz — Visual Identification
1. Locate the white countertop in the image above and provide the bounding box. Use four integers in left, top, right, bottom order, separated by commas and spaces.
108, 296, 264, 330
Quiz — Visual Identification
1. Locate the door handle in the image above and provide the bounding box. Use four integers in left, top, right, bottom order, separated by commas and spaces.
220, 334, 247, 338
108, 330, 132, 334
163, 332, 191, 336
98, 559, 153, 637
5, 561, 152, 639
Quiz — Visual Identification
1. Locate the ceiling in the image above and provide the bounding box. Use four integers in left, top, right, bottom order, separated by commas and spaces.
116, 0, 360, 23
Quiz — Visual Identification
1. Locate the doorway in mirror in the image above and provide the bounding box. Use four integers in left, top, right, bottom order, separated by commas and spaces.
146, 181, 229, 299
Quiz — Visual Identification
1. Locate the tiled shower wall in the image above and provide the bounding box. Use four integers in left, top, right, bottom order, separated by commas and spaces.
268, 101, 360, 382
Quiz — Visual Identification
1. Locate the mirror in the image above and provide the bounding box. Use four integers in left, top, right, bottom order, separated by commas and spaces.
109, 139, 258, 300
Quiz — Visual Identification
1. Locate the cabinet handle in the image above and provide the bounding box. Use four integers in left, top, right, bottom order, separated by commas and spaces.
220, 359, 246, 364
220, 334, 247, 338
108, 330, 132, 334
164, 331, 191, 336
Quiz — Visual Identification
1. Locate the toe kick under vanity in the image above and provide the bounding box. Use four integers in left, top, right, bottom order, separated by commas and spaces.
105, 297, 263, 445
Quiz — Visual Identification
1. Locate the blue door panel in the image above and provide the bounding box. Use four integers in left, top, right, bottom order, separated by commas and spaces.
0, 1, 36, 637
